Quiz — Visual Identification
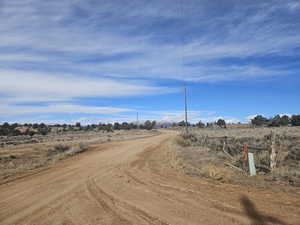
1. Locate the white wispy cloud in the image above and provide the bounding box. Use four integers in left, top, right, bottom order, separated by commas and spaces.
0, 0, 299, 83
0, 53, 47, 62
0, 69, 173, 103
0, 103, 132, 116
287, 0, 300, 10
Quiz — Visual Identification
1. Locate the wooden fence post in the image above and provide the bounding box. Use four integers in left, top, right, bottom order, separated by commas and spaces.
243, 144, 248, 170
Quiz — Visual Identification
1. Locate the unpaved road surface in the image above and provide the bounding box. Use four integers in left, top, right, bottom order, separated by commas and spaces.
1, 131, 299, 225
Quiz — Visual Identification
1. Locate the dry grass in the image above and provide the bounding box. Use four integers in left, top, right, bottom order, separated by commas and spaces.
0, 129, 159, 147
173, 127, 300, 189
190, 126, 300, 138
0, 142, 88, 182
175, 135, 193, 147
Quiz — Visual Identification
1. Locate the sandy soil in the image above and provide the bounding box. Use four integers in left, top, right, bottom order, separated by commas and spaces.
0, 130, 159, 182
0, 130, 299, 225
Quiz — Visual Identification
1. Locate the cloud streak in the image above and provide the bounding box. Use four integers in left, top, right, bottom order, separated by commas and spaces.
0, 69, 174, 103
0, 103, 132, 116
1, 0, 299, 82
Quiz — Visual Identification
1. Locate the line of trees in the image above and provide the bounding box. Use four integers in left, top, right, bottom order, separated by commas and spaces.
173, 114, 300, 129
2, 114, 299, 136
0, 120, 157, 137
0, 122, 50, 136
76, 120, 156, 132
251, 114, 300, 127
172, 119, 227, 128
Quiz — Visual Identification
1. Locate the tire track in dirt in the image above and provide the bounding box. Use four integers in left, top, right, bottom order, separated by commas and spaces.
110, 143, 248, 225
86, 178, 170, 225
85, 178, 132, 225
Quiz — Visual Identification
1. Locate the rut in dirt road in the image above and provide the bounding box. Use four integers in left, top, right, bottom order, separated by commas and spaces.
0, 131, 299, 225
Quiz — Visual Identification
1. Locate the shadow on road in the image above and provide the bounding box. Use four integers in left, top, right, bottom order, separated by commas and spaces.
240, 195, 288, 225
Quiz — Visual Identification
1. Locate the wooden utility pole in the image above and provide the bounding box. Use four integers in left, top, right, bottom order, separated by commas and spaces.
184, 86, 188, 134
243, 144, 249, 170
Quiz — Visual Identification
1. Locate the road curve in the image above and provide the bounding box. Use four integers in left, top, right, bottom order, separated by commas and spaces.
0, 131, 299, 225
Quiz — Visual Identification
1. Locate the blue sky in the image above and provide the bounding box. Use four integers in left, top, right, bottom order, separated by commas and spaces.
0, 0, 300, 124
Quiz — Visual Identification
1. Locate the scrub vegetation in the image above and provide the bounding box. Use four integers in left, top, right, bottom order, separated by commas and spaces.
174, 126, 300, 189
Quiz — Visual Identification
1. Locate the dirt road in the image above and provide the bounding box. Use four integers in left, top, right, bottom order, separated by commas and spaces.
0, 131, 299, 225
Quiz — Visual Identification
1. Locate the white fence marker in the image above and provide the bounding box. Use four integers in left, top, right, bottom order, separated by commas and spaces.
248, 152, 256, 176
